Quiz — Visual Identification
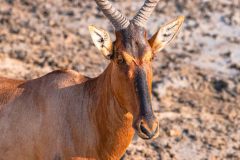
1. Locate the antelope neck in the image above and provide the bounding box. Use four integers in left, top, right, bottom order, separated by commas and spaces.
90, 63, 134, 158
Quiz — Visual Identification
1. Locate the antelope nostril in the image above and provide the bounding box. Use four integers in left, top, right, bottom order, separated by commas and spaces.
139, 121, 159, 139
140, 122, 151, 137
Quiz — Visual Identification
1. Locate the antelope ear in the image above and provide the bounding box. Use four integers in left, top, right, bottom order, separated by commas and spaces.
88, 25, 113, 59
148, 16, 184, 54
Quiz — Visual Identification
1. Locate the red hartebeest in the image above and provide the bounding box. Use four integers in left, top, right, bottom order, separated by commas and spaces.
0, 0, 184, 159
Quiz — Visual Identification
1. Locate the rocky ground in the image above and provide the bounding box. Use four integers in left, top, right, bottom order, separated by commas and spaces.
0, 0, 240, 159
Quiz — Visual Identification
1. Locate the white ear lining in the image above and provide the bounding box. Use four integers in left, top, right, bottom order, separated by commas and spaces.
88, 25, 113, 59
149, 16, 184, 53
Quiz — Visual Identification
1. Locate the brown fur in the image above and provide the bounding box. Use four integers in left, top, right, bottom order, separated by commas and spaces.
0, 66, 135, 160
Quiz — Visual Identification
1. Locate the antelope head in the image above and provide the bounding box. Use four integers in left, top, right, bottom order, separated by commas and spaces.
89, 0, 184, 140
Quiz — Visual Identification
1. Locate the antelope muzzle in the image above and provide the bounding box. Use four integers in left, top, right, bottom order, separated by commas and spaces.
133, 67, 159, 139
135, 115, 159, 139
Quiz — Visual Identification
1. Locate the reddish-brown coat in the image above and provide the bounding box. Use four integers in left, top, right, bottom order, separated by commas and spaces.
0, 66, 134, 160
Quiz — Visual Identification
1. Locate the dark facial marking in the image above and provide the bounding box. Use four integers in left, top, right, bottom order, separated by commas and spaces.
134, 67, 153, 120
118, 22, 151, 58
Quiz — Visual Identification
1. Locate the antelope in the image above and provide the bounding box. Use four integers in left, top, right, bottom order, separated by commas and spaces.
0, 0, 184, 159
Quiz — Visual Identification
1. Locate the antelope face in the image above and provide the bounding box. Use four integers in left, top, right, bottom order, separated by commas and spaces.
111, 24, 158, 139
90, 0, 184, 140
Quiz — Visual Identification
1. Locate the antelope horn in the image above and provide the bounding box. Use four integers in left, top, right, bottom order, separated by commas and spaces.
132, 0, 160, 27
94, 0, 130, 30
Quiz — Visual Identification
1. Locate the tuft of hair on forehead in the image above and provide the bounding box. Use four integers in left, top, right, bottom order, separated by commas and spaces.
116, 22, 152, 59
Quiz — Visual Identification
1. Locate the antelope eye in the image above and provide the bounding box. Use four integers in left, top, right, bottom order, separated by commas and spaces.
117, 55, 125, 64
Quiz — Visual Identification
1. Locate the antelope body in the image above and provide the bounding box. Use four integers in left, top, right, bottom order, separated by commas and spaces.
0, 0, 184, 159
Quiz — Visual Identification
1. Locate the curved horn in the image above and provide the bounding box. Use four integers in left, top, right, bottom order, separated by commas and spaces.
94, 0, 130, 30
132, 0, 160, 27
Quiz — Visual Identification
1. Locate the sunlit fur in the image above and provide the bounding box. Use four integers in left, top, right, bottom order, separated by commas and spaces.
0, 69, 135, 159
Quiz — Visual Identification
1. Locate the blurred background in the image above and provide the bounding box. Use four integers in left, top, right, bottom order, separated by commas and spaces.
0, 0, 239, 159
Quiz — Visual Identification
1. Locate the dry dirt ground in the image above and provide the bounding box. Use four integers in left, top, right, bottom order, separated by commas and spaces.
0, 0, 240, 159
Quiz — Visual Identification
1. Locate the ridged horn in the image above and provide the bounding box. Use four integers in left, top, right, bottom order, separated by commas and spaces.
132, 0, 160, 27
94, 0, 130, 30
